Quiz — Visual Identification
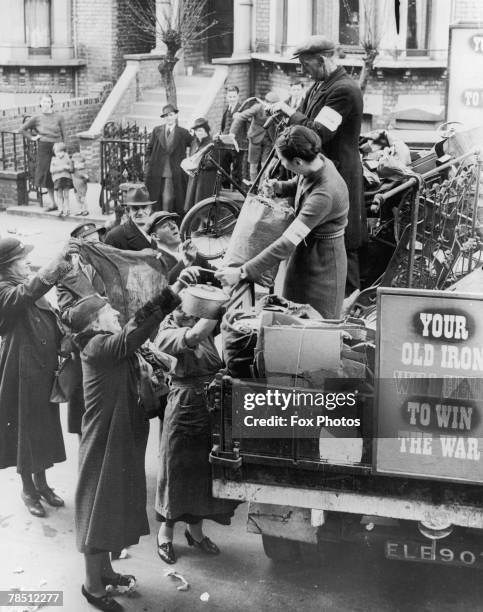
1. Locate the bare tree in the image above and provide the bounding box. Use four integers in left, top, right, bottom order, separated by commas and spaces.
125, 0, 217, 105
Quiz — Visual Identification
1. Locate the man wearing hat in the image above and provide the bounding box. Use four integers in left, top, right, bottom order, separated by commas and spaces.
56, 222, 108, 436
144, 103, 192, 216
104, 185, 158, 251
146, 211, 219, 286
270, 35, 365, 296
230, 91, 280, 183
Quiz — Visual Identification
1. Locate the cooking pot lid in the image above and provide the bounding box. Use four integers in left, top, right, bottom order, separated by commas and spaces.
185, 284, 228, 302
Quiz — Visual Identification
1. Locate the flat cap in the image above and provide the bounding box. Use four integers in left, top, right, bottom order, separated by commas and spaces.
145, 211, 179, 234
291, 35, 336, 59
71, 222, 106, 239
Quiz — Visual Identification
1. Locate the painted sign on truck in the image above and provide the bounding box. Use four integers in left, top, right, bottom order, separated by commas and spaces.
375, 288, 483, 484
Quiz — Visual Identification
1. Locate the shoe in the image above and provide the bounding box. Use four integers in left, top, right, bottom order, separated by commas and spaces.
157, 540, 176, 564
21, 491, 45, 517
58, 211, 64, 217
36, 487, 64, 507
81, 211, 89, 216
81, 585, 123, 611
75, 211, 84, 216
65, 210, 71, 216
46, 206, 58, 212
184, 530, 220, 555
101, 573, 136, 588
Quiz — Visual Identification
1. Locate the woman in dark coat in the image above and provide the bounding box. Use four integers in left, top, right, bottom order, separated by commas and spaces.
71, 290, 179, 612
144, 104, 192, 217
184, 118, 217, 213
21, 93, 66, 212
0, 238, 73, 517
154, 291, 237, 566
216, 126, 349, 319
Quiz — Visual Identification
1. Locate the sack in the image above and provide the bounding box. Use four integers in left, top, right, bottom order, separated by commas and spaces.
50, 355, 77, 404
222, 194, 295, 287
377, 147, 417, 181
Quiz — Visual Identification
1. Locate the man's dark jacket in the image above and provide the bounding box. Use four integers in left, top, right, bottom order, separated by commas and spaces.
289, 66, 365, 250
104, 218, 156, 251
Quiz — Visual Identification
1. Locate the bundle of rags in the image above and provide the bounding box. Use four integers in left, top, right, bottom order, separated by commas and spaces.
76, 242, 170, 325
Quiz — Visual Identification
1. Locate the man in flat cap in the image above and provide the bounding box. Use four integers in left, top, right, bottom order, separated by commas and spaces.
56, 222, 108, 437
104, 185, 158, 251
146, 211, 219, 286
144, 104, 192, 216
271, 35, 365, 296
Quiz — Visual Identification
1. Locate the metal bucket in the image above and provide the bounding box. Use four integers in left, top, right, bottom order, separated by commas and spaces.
182, 284, 228, 319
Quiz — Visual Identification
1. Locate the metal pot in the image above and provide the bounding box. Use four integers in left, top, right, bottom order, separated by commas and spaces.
181, 284, 228, 319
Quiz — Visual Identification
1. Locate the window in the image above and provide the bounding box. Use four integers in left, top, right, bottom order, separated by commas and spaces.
405, 0, 430, 56
339, 0, 360, 46
25, 0, 51, 56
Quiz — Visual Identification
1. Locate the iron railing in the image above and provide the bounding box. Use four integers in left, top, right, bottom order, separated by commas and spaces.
0, 130, 43, 205
99, 122, 151, 214
377, 151, 481, 290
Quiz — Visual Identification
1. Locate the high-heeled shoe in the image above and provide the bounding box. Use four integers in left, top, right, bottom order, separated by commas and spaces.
100, 573, 136, 588
81, 585, 123, 611
184, 530, 220, 555
156, 540, 176, 564
21, 491, 45, 517
36, 487, 64, 507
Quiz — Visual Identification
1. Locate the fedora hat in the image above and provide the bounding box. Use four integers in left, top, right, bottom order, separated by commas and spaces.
161, 104, 179, 117
71, 222, 106, 239
124, 186, 156, 207
191, 117, 210, 131
0, 237, 34, 268
145, 211, 179, 234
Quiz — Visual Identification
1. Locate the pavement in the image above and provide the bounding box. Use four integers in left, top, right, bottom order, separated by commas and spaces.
1, 412, 482, 612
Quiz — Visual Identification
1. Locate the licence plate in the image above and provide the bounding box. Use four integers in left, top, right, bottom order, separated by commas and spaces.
385, 539, 483, 569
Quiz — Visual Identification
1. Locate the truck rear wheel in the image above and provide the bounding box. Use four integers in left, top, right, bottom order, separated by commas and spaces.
262, 535, 301, 563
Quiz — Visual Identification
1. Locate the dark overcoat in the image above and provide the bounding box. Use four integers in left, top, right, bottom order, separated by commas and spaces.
144, 124, 192, 216
104, 218, 156, 251
184, 135, 217, 213
75, 313, 162, 553
56, 263, 107, 434
0, 276, 65, 473
289, 66, 365, 250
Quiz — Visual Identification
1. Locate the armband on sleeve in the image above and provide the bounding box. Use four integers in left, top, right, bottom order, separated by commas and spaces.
283, 218, 311, 246
314, 106, 343, 132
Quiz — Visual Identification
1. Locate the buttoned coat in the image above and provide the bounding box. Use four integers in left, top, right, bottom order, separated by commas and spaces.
289, 66, 364, 249
0, 276, 66, 472
144, 124, 191, 215
104, 218, 156, 251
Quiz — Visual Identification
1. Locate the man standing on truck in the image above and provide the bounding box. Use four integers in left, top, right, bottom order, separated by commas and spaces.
269, 35, 365, 297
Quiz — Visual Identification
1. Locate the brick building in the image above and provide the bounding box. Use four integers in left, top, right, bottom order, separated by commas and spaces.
0, 0, 154, 100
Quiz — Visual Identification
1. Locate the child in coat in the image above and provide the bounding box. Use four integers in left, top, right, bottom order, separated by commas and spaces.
50, 142, 73, 217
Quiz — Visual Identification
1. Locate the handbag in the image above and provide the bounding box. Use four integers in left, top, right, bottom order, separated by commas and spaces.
50, 355, 77, 404
136, 350, 170, 419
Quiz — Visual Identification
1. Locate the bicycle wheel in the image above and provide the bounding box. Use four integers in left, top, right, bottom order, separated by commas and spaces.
180, 196, 240, 260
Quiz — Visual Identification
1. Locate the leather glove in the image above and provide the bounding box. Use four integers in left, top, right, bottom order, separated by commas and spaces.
38, 241, 79, 285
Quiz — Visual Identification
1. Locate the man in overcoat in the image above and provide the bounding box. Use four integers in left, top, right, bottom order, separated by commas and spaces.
271, 35, 365, 295
104, 185, 158, 251
144, 104, 192, 216
219, 85, 245, 186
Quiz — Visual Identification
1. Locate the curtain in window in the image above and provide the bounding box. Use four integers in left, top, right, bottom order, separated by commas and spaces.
25, 0, 51, 51
406, 0, 429, 52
